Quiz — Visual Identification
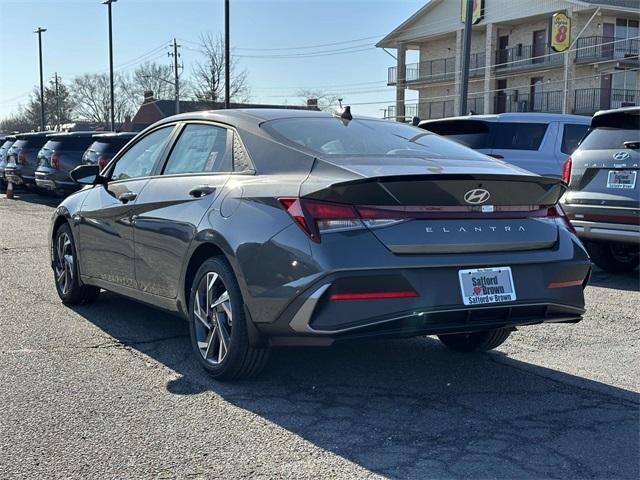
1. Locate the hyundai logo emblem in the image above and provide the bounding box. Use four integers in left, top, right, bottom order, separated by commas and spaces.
464, 188, 491, 204
613, 151, 631, 161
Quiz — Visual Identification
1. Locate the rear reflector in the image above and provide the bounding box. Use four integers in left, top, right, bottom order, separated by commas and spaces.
548, 279, 584, 289
330, 291, 418, 301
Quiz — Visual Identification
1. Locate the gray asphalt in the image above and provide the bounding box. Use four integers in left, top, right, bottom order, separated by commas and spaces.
1, 191, 639, 479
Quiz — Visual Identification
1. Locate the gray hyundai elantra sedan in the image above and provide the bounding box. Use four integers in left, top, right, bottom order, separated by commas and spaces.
49, 109, 591, 380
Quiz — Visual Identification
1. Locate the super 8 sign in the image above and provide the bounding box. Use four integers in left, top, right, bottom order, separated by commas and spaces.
550, 12, 571, 52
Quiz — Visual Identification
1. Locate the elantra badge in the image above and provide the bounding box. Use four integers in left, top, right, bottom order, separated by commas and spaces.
613, 151, 631, 162
464, 188, 491, 205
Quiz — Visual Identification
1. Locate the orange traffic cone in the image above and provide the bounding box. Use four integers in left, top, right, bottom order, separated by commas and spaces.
6, 180, 14, 199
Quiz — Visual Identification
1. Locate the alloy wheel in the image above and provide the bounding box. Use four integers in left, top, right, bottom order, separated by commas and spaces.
54, 232, 74, 295
193, 272, 233, 365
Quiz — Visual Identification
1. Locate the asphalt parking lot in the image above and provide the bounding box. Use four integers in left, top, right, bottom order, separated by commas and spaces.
1, 191, 638, 479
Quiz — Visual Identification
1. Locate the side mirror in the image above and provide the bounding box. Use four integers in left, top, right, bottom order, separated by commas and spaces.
70, 164, 104, 185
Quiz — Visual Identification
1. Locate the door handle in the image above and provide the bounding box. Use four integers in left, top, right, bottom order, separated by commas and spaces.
189, 185, 217, 198
118, 191, 137, 203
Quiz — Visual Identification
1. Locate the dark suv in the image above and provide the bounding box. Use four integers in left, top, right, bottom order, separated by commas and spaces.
35, 132, 97, 196
5, 131, 54, 191
563, 107, 639, 272
0, 135, 16, 189
81, 132, 136, 170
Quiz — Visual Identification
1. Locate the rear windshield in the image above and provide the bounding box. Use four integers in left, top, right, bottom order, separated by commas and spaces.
422, 120, 491, 149
578, 127, 640, 150
10, 139, 29, 150
14, 137, 48, 149
493, 122, 548, 151
1, 140, 14, 151
263, 117, 489, 161
88, 138, 131, 155
46, 136, 94, 151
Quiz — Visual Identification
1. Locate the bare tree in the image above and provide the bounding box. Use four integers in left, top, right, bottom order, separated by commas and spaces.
131, 61, 175, 100
71, 73, 135, 125
295, 89, 341, 112
191, 32, 250, 104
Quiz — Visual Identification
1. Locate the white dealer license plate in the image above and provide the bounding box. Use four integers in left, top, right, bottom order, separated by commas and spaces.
458, 267, 516, 306
606, 170, 637, 189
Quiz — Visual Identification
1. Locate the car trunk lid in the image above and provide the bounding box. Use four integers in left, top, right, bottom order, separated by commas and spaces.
297, 157, 567, 253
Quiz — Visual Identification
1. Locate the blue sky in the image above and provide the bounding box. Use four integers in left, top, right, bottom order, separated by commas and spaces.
0, 0, 424, 119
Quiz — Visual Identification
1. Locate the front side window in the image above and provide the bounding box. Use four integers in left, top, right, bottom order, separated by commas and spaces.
492, 122, 549, 150
163, 124, 230, 175
110, 126, 173, 181
561, 124, 589, 155
263, 117, 489, 161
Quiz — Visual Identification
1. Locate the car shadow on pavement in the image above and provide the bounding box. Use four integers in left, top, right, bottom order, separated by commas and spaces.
3, 190, 61, 207
587, 267, 639, 292
71, 290, 640, 479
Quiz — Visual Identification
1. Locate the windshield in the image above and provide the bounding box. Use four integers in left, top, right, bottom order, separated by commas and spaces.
263, 117, 490, 161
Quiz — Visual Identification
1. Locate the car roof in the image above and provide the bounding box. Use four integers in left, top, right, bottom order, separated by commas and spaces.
2, 135, 16, 142
91, 132, 137, 140
152, 108, 381, 126
46, 131, 98, 140
420, 112, 591, 125
592, 106, 640, 119
591, 106, 640, 129
15, 131, 56, 139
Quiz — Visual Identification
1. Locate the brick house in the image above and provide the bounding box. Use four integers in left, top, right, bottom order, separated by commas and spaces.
377, 0, 639, 120
129, 91, 320, 131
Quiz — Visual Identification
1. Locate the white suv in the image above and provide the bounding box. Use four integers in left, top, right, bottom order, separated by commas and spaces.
420, 113, 591, 177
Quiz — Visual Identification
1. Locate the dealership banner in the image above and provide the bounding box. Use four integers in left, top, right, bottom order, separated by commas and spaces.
549, 12, 571, 52
461, 0, 484, 25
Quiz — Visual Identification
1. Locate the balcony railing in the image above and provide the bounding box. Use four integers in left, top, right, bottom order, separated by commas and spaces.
387, 53, 485, 85
494, 90, 564, 114
494, 43, 563, 71
574, 88, 640, 115
576, 36, 639, 63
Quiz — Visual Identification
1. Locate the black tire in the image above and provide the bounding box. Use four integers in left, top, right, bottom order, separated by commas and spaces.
437, 328, 511, 353
587, 242, 639, 273
53, 223, 100, 305
188, 257, 269, 380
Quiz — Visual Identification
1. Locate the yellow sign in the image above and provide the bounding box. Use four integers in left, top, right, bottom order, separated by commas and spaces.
461, 0, 483, 25
550, 12, 571, 52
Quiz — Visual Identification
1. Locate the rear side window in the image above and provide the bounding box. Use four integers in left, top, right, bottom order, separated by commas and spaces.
578, 127, 640, 150
163, 124, 230, 175
561, 124, 589, 155
493, 122, 548, 150
22, 137, 49, 149
422, 120, 491, 149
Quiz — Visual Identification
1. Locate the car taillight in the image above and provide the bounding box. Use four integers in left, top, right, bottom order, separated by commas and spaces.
51, 153, 60, 169
279, 198, 404, 242
97, 155, 110, 169
546, 204, 577, 234
561, 156, 572, 184
18, 151, 26, 164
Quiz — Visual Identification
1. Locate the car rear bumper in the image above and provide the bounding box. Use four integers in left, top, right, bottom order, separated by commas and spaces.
564, 204, 640, 245
258, 259, 590, 343
35, 170, 76, 192
571, 220, 640, 244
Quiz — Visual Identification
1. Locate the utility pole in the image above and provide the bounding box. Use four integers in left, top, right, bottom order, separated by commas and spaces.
54, 72, 61, 131
459, 0, 474, 116
103, 0, 117, 131
169, 38, 181, 114
224, 0, 230, 109
34, 27, 47, 131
